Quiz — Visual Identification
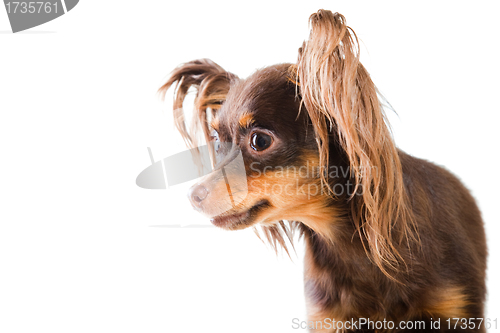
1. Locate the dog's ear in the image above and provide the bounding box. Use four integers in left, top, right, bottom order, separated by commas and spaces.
159, 59, 238, 150
296, 10, 417, 278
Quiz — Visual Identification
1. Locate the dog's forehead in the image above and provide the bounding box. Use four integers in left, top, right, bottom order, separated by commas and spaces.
216, 64, 300, 134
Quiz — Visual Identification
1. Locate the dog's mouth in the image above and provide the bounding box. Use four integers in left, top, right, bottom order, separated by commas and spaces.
210, 200, 270, 230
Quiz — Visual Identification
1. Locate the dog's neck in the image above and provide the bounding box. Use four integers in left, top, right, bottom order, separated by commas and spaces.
300, 220, 388, 321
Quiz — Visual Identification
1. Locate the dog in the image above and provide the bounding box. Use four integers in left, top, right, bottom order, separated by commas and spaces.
159, 10, 487, 332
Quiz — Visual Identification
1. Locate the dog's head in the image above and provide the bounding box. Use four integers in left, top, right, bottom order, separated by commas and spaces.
189, 63, 327, 229
159, 10, 416, 275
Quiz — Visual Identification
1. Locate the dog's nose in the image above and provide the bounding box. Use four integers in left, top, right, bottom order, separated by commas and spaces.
188, 184, 209, 209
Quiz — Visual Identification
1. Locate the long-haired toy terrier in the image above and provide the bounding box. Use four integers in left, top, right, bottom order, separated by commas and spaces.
159, 10, 486, 333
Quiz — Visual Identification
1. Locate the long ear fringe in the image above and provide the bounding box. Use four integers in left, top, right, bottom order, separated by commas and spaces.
296, 10, 419, 279
158, 59, 238, 153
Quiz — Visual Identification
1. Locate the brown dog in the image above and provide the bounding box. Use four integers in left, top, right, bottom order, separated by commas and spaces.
160, 10, 487, 332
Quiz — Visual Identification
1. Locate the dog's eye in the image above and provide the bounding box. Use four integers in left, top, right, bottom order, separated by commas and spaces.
210, 130, 221, 153
250, 131, 273, 151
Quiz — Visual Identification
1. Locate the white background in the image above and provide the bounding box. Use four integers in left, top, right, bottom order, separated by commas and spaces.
0, 1, 499, 332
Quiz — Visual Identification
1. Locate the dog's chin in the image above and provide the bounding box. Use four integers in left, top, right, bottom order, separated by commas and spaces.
209, 200, 270, 230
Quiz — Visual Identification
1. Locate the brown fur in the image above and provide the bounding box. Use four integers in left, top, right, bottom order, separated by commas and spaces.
159, 10, 487, 332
